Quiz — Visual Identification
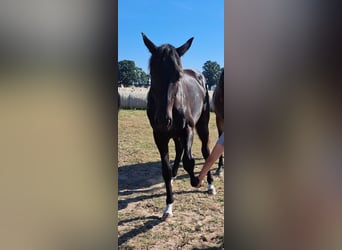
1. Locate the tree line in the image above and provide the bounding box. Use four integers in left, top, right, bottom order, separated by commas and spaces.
118, 60, 223, 90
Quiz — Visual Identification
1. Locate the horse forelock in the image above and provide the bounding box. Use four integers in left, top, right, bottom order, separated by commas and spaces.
148, 44, 183, 85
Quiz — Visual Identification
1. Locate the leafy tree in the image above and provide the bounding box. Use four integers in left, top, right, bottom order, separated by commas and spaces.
118, 60, 137, 87
118, 60, 149, 87
202, 61, 222, 89
135, 67, 150, 86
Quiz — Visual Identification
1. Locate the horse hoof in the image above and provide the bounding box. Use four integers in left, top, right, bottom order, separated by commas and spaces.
161, 213, 172, 221
215, 169, 223, 176
208, 186, 217, 195
191, 176, 199, 187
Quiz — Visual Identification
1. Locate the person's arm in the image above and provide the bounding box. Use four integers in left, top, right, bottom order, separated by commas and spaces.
196, 134, 224, 187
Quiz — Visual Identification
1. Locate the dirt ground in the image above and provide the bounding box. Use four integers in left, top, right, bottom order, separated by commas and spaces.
118, 110, 224, 249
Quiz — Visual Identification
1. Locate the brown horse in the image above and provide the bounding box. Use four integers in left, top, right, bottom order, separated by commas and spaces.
213, 69, 224, 175
142, 33, 215, 220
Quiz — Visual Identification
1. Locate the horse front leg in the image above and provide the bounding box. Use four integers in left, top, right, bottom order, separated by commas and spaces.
171, 137, 183, 185
153, 132, 173, 220
181, 126, 198, 187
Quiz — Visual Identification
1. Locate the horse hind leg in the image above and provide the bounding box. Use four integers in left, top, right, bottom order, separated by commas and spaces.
215, 155, 224, 176
215, 129, 224, 176
196, 115, 216, 195
215, 114, 224, 176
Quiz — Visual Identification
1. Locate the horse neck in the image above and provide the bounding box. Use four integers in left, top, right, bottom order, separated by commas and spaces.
150, 75, 181, 89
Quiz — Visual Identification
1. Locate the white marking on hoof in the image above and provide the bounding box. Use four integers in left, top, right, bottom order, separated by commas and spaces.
208, 184, 217, 195
215, 168, 223, 176
162, 213, 172, 221
171, 177, 176, 186
162, 204, 173, 220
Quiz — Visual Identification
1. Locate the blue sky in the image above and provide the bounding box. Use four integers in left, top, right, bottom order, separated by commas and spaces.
118, 0, 224, 73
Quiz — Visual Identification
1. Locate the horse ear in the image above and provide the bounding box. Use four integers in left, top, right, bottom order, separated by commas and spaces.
176, 37, 194, 57
142, 33, 156, 54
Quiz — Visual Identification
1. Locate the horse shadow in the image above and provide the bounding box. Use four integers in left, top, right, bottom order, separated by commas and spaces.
118, 160, 210, 247
118, 160, 208, 211
118, 158, 206, 192
118, 214, 223, 248
118, 191, 208, 247
118, 215, 162, 246
192, 246, 224, 250
118, 161, 163, 191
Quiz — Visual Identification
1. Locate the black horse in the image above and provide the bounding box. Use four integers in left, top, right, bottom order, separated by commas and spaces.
213, 69, 224, 175
142, 33, 215, 220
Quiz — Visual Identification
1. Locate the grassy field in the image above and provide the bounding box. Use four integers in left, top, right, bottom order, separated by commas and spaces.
118, 110, 224, 250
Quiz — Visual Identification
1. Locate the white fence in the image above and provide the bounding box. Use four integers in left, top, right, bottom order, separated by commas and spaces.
118, 87, 214, 111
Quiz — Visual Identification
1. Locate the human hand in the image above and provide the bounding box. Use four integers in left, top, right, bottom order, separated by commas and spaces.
195, 181, 203, 188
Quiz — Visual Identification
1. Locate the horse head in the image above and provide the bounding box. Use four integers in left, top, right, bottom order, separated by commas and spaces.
142, 32, 194, 130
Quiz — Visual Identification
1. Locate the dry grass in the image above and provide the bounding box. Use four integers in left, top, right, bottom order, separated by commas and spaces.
118, 110, 224, 250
